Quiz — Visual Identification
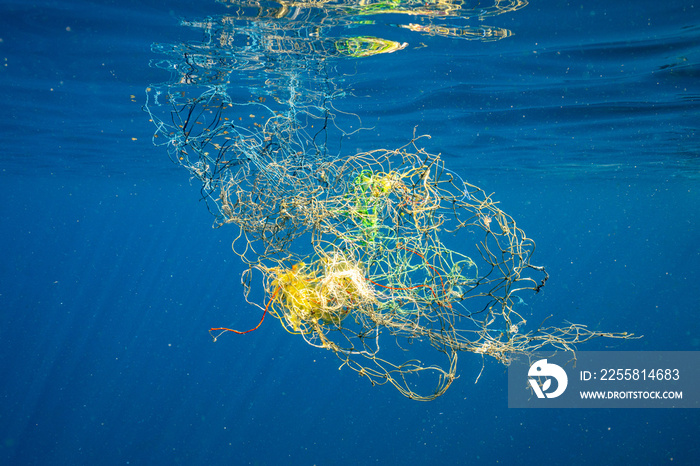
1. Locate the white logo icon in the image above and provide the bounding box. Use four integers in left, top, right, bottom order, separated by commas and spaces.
528, 359, 568, 398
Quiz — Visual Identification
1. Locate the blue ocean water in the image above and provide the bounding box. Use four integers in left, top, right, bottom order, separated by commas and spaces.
1, 0, 699, 464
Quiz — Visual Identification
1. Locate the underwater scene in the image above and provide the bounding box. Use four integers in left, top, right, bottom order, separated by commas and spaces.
1, 0, 699, 464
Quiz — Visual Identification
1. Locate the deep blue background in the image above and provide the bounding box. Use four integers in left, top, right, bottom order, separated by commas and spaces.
1, 0, 699, 464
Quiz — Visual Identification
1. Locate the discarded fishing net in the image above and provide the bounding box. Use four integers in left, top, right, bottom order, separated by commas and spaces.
146, 0, 634, 400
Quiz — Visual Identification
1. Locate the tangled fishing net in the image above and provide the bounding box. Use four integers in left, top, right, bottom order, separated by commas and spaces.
145, 0, 633, 400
